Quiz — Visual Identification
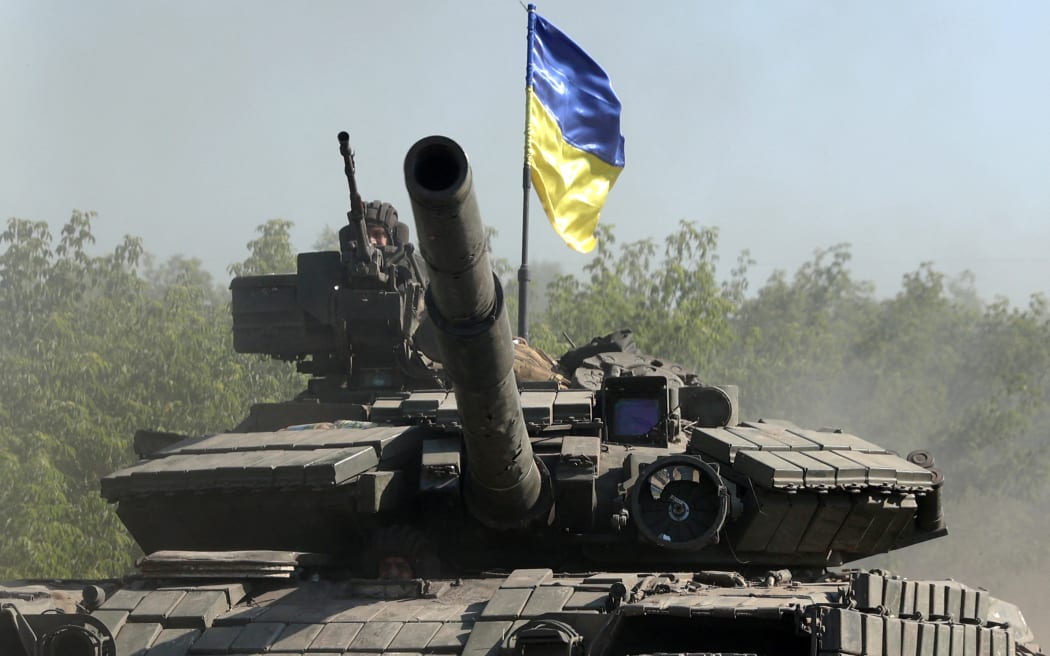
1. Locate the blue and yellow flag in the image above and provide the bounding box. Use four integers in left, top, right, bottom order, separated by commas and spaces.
527, 10, 625, 253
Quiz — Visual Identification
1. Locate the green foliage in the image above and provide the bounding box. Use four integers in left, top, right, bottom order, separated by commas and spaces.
0, 212, 302, 577
311, 224, 340, 252
529, 221, 744, 367
227, 218, 297, 276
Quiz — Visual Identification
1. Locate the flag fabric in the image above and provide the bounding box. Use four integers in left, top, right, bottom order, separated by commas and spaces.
527, 10, 625, 253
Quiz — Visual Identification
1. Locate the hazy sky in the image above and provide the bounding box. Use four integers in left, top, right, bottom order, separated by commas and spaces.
3, 1, 1049, 304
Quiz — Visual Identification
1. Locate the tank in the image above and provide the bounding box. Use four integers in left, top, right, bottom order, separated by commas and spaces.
0, 135, 1041, 656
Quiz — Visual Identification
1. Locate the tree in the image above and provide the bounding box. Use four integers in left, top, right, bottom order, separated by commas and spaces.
529, 221, 745, 369
227, 218, 297, 276
311, 224, 340, 252
715, 244, 878, 420
0, 211, 303, 576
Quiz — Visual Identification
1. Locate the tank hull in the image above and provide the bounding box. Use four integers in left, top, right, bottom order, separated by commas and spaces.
0, 569, 1035, 656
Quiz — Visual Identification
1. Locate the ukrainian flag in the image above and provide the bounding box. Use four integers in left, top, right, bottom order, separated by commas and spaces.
528, 10, 625, 254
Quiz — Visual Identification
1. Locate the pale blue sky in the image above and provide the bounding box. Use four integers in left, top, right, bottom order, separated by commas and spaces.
3, 1, 1049, 303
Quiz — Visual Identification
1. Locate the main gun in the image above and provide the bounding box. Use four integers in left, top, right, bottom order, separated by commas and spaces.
404, 135, 551, 529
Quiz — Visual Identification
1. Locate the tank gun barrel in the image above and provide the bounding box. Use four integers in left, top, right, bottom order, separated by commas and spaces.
404, 135, 548, 529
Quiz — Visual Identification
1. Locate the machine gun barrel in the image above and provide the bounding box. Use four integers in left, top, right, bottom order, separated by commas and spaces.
337, 131, 377, 269
404, 135, 548, 529
338, 131, 365, 222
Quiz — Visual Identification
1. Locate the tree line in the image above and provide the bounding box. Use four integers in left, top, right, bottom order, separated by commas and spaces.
1, 212, 1046, 627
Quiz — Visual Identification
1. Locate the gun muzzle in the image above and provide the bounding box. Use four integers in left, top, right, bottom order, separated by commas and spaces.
404, 135, 549, 529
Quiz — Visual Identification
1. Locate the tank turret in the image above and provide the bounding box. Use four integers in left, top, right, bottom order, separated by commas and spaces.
93, 136, 949, 570
403, 135, 550, 529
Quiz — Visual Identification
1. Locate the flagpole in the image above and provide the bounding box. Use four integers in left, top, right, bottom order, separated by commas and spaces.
517, 4, 538, 340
